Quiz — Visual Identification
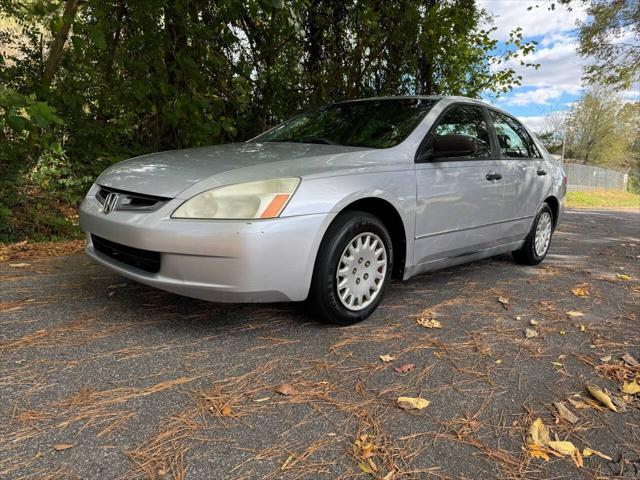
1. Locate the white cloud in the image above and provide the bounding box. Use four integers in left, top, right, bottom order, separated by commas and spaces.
478, 0, 588, 41
478, 1, 588, 108
518, 115, 549, 131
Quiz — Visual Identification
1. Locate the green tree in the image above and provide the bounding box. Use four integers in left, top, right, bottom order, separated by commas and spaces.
551, 0, 640, 90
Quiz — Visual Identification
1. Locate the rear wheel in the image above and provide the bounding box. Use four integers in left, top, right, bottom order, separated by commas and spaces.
512, 203, 554, 265
308, 211, 393, 325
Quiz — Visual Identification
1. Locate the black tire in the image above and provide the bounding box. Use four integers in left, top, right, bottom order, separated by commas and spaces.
512, 203, 554, 265
308, 211, 393, 325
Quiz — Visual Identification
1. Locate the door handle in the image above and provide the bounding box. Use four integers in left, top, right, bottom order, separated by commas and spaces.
486, 172, 503, 181
537, 169, 547, 176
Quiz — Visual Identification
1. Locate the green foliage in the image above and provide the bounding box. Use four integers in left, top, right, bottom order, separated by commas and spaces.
548, 0, 639, 90
0, 0, 539, 241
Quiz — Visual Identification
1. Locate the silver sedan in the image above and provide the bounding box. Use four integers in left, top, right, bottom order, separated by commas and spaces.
79, 96, 566, 324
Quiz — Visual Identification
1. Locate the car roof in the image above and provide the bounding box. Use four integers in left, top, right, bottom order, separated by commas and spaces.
334, 95, 489, 106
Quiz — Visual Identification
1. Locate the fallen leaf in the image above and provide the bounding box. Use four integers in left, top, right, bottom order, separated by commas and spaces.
530, 319, 539, 325
559, 330, 566, 335
525, 328, 538, 339
221, 406, 232, 416
566, 311, 584, 318
394, 363, 415, 373
382, 471, 395, 480
587, 385, 617, 412
579, 324, 586, 332
528, 418, 550, 446
582, 448, 612, 461
275, 384, 297, 396
281, 454, 295, 470
397, 396, 430, 410
600, 355, 612, 362
379, 354, 395, 363
358, 462, 375, 474
548, 440, 576, 456
495, 359, 503, 365
622, 353, 639, 367
571, 284, 590, 297
417, 317, 442, 329
9, 263, 30, 268
616, 273, 632, 281
554, 402, 578, 424
528, 443, 551, 460
622, 380, 640, 395
497, 296, 509, 308
53, 444, 74, 451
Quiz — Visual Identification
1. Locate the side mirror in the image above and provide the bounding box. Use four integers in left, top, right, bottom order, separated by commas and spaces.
432, 134, 477, 158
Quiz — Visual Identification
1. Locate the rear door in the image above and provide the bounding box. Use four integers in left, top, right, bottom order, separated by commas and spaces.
487, 110, 549, 243
413, 103, 505, 268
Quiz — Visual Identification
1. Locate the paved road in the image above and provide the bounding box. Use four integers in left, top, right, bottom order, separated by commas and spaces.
1, 209, 639, 480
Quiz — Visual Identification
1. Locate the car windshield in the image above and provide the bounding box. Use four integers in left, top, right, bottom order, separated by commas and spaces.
253, 98, 437, 149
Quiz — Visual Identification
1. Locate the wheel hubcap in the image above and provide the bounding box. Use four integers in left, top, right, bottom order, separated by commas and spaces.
534, 212, 552, 257
336, 232, 387, 311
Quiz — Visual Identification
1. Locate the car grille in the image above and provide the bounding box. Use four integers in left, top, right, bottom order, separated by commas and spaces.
95, 185, 170, 212
91, 235, 161, 273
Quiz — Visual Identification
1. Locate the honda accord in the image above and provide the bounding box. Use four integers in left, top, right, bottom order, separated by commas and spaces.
79, 96, 566, 324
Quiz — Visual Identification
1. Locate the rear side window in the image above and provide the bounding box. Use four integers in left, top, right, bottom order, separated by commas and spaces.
489, 110, 541, 158
432, 105, 491, 158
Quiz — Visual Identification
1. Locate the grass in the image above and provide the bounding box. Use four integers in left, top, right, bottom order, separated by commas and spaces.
566, 189, 640, 209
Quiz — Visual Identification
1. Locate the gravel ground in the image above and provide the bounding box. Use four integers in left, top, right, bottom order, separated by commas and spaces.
1, 209, 639, 480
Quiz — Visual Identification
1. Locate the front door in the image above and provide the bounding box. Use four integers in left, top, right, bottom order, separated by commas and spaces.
414, 104, 505, 268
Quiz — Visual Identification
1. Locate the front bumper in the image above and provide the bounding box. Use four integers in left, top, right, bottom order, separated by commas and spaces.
79, 191, 335, 302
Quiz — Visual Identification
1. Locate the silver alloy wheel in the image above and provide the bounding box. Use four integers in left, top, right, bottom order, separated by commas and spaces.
336, 232, 388, 311
534, 211, 552, 257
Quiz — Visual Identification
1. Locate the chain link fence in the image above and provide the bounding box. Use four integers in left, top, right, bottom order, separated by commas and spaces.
563, 162, 629, 191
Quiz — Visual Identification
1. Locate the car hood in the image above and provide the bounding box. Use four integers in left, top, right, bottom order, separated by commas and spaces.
96, 142, 373, 198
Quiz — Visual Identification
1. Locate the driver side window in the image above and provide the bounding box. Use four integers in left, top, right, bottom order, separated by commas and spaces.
432, 105, 491, 158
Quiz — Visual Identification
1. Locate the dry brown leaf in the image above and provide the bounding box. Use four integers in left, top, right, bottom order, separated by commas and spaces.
275, 384, 297, 396
600, 355, 612, 362
571, 284, 590, 297
394, 363, 416, 373
525, 328, 538, 339
548, 440, 577, 456
582, 448, 612, 461
53, 444, 74, 451
530, 319, 539, 325
379, 354, 395, 362
622, 353, 639, 367
622, 380, 640, 395
397, 396, 430, 410
281, 454, 295, 470
497, 296, 509, 308
528, 443, 551, 461
616, 273, 632, 280
566, 311, 584, 317
554, 402, 578, 424
587, 385, 617, 412
528, 418, 551, 446
221, 406, 232, 416
417, 317, 442, 329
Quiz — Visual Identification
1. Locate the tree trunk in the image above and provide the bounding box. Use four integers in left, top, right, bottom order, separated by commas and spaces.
26, 0, 80, 162
42, 0, 81, 88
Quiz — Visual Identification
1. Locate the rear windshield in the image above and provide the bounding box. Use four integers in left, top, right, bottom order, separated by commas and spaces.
253, 99, 437, 149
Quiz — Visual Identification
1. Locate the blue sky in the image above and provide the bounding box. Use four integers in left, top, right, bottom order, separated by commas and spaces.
478, 0, 639, 131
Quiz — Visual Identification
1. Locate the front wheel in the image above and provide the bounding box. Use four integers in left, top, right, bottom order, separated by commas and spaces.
308, 211, 393, 325
512, 203, 554, 265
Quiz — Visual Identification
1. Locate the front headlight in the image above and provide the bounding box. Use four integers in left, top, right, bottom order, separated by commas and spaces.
172, 178, 300, 219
